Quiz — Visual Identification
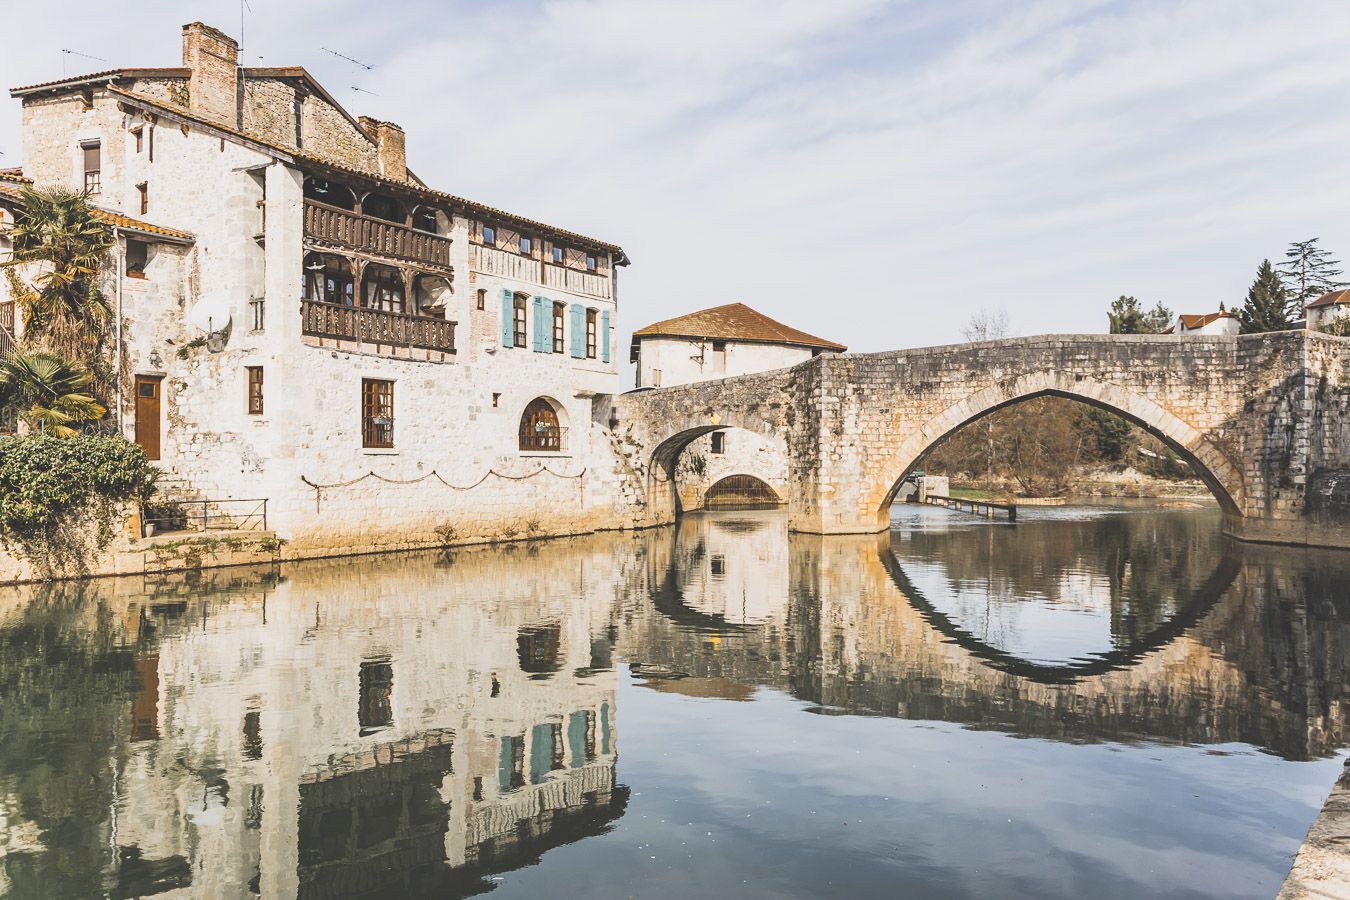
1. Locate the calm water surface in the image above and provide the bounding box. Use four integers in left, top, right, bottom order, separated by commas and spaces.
1, 503, 1348, 899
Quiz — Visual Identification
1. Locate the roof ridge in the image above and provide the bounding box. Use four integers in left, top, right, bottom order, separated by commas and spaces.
632, 302, 846, 351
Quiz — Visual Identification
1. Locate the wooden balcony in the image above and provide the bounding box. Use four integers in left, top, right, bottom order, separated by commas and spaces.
303, 201, 452, 269
543, 263, 612, 300
471, 244, 539, 282
301, 299, 456, 354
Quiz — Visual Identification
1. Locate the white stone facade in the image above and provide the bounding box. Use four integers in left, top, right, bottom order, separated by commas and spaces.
635, 335, 815, 389
5, 21, 630, 561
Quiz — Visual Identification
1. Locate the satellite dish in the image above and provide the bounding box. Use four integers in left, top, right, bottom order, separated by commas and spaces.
187, 297, 232, 336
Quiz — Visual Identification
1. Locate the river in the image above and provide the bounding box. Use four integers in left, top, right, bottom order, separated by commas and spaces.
0, 503, 1346, 899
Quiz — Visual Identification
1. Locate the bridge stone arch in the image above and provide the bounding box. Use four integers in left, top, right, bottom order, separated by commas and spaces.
874, 370, 1244, 519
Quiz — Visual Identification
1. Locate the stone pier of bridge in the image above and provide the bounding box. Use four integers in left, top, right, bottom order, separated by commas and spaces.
606, 330, 1350, 549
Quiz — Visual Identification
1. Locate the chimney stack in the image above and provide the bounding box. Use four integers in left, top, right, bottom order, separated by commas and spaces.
359, 117, 407, 182
181, 22, 239, 127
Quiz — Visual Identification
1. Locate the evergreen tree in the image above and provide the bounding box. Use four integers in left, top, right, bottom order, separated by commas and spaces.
1237, 260, 1292, 334
1278, 238, 1345, 318
1108, 296, 1173, 334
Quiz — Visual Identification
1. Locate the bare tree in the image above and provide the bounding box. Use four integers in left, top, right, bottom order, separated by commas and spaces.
962, 308, 1011, 342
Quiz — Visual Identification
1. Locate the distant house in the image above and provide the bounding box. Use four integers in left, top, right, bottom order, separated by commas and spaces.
1307, 289, 1350, 332
1172, 310, 1240, 336
630, 302, 846, 389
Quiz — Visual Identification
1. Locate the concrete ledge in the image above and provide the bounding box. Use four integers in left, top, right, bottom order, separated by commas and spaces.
1281, 758, 1350, 899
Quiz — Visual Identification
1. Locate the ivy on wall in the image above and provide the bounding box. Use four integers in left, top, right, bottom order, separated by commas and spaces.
0, 435, 158, 576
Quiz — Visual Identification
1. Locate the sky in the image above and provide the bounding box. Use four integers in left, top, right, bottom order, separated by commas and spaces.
3, 0, 1350, 353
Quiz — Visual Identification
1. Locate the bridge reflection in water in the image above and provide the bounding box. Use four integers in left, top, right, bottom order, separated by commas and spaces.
0, 505, 1345, 898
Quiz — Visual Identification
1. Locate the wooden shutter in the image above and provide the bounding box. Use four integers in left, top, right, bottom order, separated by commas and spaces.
600, 310, 611, 363
569, 304, 586, 358
532, 296, 548, 352
82, 143, 100, 173
500, 289, 514, 346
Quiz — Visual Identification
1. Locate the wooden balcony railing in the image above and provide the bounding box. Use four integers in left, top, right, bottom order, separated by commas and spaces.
543, 263, 612, 300
303, 201, 452, 269
301, 299, 456, 353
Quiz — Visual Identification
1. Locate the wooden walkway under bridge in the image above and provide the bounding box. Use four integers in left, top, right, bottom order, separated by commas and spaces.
923, 494, 1018, 522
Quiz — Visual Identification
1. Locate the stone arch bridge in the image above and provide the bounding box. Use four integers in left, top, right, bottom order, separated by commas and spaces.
607, 331, 1350, 548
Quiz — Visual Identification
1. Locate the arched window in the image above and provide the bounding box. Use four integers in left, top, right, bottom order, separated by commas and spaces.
411, 206, 441, 234
519, 398, 561, 452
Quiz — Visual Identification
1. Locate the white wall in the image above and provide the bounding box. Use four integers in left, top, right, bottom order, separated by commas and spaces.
636, 336, 814, 388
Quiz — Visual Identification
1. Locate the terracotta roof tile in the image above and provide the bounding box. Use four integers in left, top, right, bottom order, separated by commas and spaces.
91, 209, 194, 242
1307, 289, 1350, 309
632, 303, 846, 351
10, 68, 188, 95
1177, 311, 1236, 328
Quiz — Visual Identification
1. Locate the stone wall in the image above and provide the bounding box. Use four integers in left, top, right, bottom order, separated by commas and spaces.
674, 428, 788, 511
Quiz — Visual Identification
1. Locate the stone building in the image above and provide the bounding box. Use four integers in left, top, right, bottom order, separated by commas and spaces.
1172, 309, 1240, 336
1307, 289, 1350, 332
3, 21, 629, 559
630, 302, 845, 512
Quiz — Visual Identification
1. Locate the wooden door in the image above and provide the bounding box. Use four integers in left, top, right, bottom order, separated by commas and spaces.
134, 376, 161, 460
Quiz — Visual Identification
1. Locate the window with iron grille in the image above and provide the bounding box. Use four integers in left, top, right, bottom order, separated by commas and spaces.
361, 379, 394, 448
246, 366, 264, 415
552, 302, 565, 353
519, 398, 561, 452
81, 142, 101, 193
513, 294, 528, 348
585, 309, 598, 358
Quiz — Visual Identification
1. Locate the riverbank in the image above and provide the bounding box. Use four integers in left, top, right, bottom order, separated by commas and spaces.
947, 472, 1215, 504
1281, 758, 1350, 898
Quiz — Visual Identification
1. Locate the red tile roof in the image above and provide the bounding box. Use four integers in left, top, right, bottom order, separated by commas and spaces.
1307, 289, 1350, 309
10, 68, 189, 95
91, 209, 194, 243
1177, 311, 1237, 329
632, 303, 846, 351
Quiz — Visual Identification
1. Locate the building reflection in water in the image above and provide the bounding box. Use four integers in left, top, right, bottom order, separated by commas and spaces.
0, 507, 1346, 897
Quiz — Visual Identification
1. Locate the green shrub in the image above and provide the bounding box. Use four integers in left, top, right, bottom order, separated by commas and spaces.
0, 434, 158, 575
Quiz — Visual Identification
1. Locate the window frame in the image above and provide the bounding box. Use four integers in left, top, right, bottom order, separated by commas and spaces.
585, 309, 598, 359
137, 182, 148, 216
124, 239, 149, 279
519, 236, 533, 257
482, 224, 496, 246
552, 302, 565, 354
246, 366, 264, 415
519, 398, 562, 453
81, 141, 101, 194
361, 378, 395, 449
512, 294, 528, 348
711, 431, 726, 454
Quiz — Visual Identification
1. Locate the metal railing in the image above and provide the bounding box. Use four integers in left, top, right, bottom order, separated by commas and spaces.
301, 299, 456, 353
303, 201, 452, 269
924, 494, 1017, 522
142, 498, 269, 536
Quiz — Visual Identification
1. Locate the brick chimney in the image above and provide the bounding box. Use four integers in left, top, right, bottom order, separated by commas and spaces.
181, 22, 239, 127
359, 117, 407, 182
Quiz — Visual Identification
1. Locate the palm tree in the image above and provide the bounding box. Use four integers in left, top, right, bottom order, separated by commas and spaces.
0, 188, 114, 401
0, 351, 106, 438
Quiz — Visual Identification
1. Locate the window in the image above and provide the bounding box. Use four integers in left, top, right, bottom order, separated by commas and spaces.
137, 182, 148, 215
305, 256, 354, 306
482, 224, 496, 245
125, 239, 148, 278
500, 735, 526, 791
711, 555, 726, 577
357, 660, 394, 735
242, 711, 262, 760
712, 340, 727, 353
250, 297, 265, 332
552, 302, 565, 353
520, 236, 533, 256
552, 246, 564, 263
517, 623, 562, 672
361, 379, 394, 448
477, 288, 486, 311
246, 367, 264, 415
711, 431, 726, 454
585, 309, 598, 358
132, 127, 143, 153
362, 193, 401, 223
81, 141, 101, 193
586, 254, 597, 272
651, 368, 662, 387
519, 398, 561, 452
492, 392, 501, 408
362, 265, 404, 313
512, 294, 527, 348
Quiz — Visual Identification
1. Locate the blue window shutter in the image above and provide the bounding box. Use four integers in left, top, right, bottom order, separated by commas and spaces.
569, 304, 585, 358
601, 310, 611, 363
532, 296, 549, 352
501, 289, 514, 347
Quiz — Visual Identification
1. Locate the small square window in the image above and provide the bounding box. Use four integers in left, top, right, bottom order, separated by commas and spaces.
552, 246, 564, 263
482, 225, 496, 245
586, 254, 597, 272
520, 237, 533, 256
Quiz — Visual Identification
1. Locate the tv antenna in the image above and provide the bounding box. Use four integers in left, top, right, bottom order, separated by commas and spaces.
351, 86, 380, 97
61, 48, 108, 76
239, 0, 252, 54
322, 47, 374, 70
